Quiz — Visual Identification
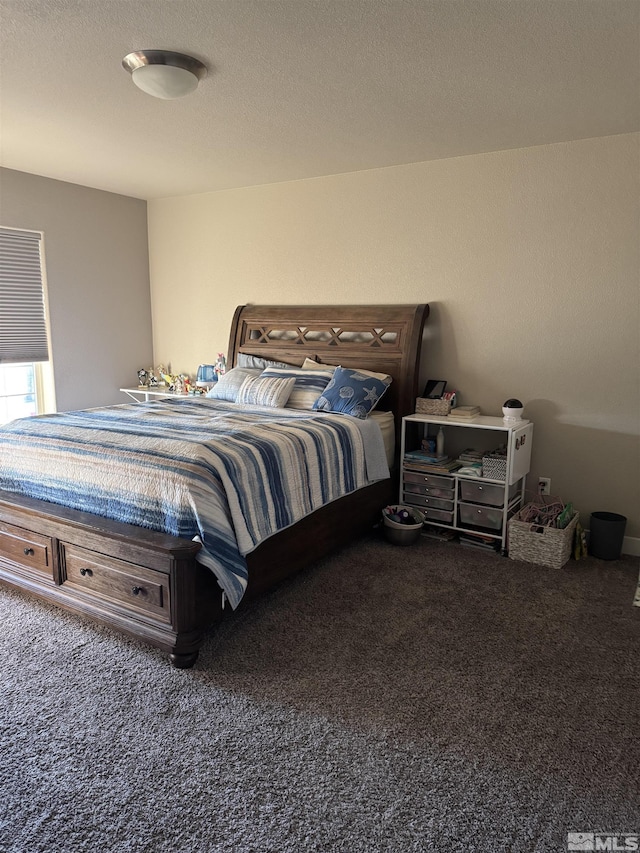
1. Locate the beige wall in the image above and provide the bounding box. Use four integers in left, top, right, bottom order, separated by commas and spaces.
149, 133, 640, 542
0, 168, 152, 411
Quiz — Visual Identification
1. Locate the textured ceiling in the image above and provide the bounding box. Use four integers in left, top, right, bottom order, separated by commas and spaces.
0, 0, 638, 200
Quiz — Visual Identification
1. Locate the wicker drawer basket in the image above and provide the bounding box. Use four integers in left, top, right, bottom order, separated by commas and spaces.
415, 397, 452, 415
508, 511, 578, 569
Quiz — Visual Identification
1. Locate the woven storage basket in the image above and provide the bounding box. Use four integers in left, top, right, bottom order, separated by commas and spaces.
415, 397, 451, 415
508, 511, 578, 569
482, 455, 507, 480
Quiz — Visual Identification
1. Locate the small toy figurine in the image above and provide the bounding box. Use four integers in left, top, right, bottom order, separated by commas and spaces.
215, 353, 227, 377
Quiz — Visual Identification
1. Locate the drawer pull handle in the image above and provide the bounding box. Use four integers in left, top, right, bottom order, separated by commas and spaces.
79, 567, 93, 577
23, 547, 35, 556
131, 586, 144, 596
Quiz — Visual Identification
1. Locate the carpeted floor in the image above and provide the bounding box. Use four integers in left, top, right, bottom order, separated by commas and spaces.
0, 532, 638, 853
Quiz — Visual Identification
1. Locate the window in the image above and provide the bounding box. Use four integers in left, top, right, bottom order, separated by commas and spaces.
0, 363, 37, 424
0, 227, 53, 424
0, 227, 49, 363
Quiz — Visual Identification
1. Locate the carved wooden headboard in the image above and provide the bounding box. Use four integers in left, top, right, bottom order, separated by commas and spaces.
227, 304, 429, 436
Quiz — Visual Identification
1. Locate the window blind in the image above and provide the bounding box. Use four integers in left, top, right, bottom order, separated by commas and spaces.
0, 227, 49, 363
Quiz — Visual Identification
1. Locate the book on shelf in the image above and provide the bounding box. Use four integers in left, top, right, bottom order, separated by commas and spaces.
404, 460, 461, 474
404, 448, 462, 471
422, 525, 456, 542
457, 448, 483, 462
447, 405, 481, 420
459, 533, 499, 551
406, 449, 448, 465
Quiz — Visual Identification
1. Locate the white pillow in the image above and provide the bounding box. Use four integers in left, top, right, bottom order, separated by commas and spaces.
301, 357, 337, 372
344, 366, 392, 382
206, 367, 261, 402
236, 375, 295, 408
301, 358, 389, 382
237, 353, 296, 370
261, 366, 334, 410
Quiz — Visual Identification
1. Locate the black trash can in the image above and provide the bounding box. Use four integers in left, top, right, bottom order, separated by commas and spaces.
589, 512, 627, 560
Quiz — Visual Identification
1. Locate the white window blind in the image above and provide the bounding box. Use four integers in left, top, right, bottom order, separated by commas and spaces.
0, 227, 49, 363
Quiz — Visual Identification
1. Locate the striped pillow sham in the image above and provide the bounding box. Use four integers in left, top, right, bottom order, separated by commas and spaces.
261, 367, 334, 410
236, 375, 295, 408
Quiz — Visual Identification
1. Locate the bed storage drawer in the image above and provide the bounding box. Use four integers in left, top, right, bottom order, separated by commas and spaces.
0, 520, 54, 580
60, 544, 171, 623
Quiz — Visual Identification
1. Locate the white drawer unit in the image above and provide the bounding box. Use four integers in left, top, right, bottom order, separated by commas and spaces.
400, 414, 533, 554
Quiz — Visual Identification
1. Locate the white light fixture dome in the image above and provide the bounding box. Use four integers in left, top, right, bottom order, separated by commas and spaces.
122, 50, 207, 100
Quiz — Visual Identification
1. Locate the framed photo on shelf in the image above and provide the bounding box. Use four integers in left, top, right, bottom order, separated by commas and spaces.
422, 379, 447, 399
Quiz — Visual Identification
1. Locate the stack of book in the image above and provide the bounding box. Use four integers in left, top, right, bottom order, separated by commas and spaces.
403, 449, 461, 474
447, 405, 480, 421
455, 447, 483, 473
459, 533, 499, 552
422, 525, 456, 542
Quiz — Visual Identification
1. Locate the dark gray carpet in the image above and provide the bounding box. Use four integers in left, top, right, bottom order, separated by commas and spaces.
1, 533, 638, 853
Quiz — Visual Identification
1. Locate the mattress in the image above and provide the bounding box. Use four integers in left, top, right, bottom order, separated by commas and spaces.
369, 410, 395, 467
0, 397, 390, 607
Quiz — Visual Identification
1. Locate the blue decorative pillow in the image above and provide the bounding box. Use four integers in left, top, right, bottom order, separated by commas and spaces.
313, 366, 392, 419
261, 367, 333, 410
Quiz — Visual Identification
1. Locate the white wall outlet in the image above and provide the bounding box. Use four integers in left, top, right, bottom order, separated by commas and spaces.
538, 477, 551, 495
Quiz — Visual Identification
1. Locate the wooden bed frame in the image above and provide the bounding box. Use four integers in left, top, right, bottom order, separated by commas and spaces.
0, 304, 428, 666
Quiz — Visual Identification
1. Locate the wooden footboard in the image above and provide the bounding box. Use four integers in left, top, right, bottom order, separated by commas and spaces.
0, 477, 393, 666
0, 491, 220, 668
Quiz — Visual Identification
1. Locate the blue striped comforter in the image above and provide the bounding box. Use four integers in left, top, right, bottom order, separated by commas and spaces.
0, 397, 389, 607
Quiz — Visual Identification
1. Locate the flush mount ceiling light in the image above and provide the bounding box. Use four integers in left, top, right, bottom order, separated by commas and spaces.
122, 50, 207, 100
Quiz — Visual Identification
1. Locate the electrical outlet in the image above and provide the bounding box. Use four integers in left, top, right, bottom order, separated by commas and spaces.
538, 477, 551, 495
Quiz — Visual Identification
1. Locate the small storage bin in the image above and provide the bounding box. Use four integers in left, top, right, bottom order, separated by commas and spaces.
416, 507, 454, 525
459, 480, 517, 508
402, 489, 453, 511
403, 471, 454, 490
382, 505, 423, 546
404, 486, 455, 501
459, 502, 503, 531
416, 397, 452, 416
508, 511, 579, 569
482, 455, 507, 480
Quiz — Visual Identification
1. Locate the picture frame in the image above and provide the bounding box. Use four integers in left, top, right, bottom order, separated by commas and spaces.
422, 379, 447, 399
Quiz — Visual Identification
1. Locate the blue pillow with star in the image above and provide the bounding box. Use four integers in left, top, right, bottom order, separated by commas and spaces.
313, 366, 392, 419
